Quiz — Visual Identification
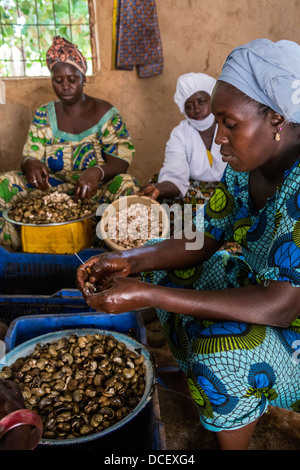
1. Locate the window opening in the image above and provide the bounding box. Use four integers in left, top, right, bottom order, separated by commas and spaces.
0, 0, 94, 77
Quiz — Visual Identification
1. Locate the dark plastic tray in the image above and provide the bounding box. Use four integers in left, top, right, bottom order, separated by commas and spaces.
0, 246, 104, 296
4, 310, 147, 351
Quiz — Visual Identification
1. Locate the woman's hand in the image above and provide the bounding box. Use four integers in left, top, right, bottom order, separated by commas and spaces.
137, 181, 180, 200
137, 183, 160, 200
0, 379, 42, 450
83, 276, 152, 313
76, 252, 132, 296
74, 167, 103, 201
0, 379, 26, 420
22, 158, 49, 190
76, 252, 149, 313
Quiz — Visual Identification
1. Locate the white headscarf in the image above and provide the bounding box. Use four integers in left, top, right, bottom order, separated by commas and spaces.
174, 72, 216, 131
218, 39, 300, 123
174, 72, 216, 113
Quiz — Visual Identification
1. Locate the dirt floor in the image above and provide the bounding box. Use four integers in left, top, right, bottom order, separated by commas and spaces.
143, 310, 300, 451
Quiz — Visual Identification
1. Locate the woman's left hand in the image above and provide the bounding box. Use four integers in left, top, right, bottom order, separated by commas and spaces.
74, 167, 103, 201
84, 276, 152, 313
0, 379, 26, 420
0, 379, 42, 450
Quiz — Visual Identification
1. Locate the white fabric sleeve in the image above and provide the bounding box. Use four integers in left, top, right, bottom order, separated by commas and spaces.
157, 125, 190, 197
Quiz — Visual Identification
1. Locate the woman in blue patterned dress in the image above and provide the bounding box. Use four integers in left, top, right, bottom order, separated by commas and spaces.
0, 37, 138, 249
77, 39, 300, 450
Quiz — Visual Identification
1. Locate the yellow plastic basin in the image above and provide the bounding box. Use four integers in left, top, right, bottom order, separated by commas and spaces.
21, 218, 93, 254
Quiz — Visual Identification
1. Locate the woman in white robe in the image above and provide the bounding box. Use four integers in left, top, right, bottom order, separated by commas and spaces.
139, 72, 227, 232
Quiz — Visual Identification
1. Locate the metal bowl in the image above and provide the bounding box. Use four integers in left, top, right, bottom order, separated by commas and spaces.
0, 328, 155, 447
3, 208, 96, 227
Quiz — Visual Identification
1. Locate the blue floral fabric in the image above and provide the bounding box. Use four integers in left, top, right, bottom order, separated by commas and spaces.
143, 160, 300, 431
198, 160, 300, 287
143, 248, 300, 431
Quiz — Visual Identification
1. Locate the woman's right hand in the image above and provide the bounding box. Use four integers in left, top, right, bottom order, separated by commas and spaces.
76, 252, 132, 296
137, 183, 160, 200
73, 167, 102, 202
22, 158, 49, 190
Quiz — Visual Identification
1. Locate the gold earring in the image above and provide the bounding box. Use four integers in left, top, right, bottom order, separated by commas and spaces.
275, 129, 281, 141
274, 121, 287, 142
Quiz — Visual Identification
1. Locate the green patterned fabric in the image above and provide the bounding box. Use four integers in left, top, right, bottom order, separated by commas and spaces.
0, 102, 139, 250
149, 172, 219, 235
23, 103, 135, 170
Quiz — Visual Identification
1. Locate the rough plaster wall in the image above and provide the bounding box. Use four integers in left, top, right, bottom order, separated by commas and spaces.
0, 0, 299, 183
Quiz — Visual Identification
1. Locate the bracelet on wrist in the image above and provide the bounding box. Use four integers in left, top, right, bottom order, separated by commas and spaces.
22, 157, 36, 164
94, 164, 105, 181
0, 409, 43, 449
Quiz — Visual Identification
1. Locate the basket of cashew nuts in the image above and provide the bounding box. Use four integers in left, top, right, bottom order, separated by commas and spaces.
98, 195, 170, 251
0, 328, 155, 446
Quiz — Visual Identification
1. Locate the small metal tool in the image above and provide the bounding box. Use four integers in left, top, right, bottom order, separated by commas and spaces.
74, 252, 88, 268
75, 252, 96, 293
75, 252, 92, 277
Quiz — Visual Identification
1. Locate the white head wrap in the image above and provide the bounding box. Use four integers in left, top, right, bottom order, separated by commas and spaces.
174, 72, 216, 114
218, 39, 300, 123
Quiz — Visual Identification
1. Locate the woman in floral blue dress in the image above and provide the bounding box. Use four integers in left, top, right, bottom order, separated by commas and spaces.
77, 39, 300, 450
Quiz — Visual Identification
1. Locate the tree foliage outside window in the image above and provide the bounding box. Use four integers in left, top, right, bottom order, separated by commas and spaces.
0, 0, 93, 77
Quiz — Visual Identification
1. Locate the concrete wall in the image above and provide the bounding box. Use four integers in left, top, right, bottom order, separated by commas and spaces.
1, 0, 300, 184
